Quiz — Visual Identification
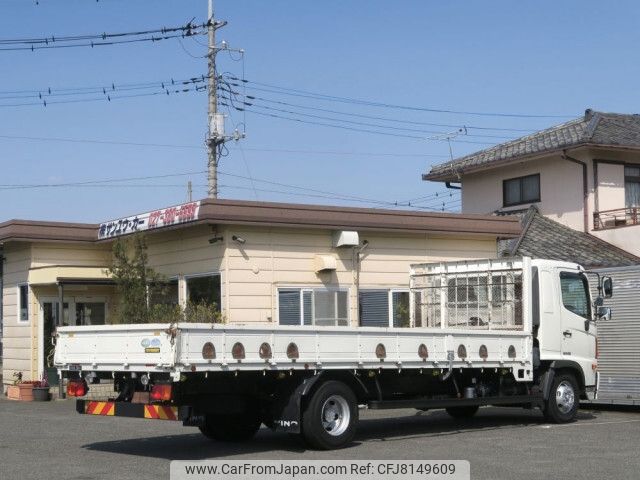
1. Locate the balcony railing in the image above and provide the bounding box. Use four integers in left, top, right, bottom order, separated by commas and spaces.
593, 207, 640, 230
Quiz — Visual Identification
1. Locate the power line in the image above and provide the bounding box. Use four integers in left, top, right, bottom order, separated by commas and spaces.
0, 134, 450, 158
0, 170, 207, 190
224, 75, 575, 119
0, 75, 207, 100
223, 101, 499, 145
217, 184, 461, 212
218, 82, 535, 134
0, 167, 460, 211
220, 91, 516, 141
0, 84, 204, 108
0, 21, 207, 52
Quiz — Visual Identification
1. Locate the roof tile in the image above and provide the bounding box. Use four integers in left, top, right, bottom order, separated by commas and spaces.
425, 110, 640, 181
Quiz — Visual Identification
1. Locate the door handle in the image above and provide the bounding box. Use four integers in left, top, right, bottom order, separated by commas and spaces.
563, 330, 572, 337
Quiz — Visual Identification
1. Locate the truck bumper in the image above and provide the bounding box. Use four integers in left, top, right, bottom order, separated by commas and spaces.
76, 400, 186, 421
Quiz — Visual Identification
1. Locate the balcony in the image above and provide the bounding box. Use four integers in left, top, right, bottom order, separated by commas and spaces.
593, 207, 640, 230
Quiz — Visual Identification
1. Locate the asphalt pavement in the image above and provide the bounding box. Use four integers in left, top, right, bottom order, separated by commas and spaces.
1, 396, 638, 480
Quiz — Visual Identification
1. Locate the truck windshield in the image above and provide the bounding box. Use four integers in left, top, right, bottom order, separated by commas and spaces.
560, 272, 591, 319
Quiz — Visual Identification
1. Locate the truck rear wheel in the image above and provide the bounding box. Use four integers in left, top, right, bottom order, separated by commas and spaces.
445, 405, 479, 418
544, 373, 578, 423
199, 412, 261, 442
302, 380, 358, 450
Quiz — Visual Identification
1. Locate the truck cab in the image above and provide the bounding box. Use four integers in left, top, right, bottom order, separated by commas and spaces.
534, 260, 599, 394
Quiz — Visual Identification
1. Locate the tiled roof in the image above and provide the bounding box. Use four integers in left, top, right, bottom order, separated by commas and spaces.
499, 207, 640, 269
424, 109, 640, 181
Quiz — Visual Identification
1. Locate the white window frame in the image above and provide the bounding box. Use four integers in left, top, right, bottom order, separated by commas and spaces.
277, 286, 350, 327
359, 288, 410, 328
184, 272, 222, 310
17, 283, 29, 324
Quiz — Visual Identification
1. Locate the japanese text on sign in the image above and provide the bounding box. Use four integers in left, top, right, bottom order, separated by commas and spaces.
98, 201, 201, 239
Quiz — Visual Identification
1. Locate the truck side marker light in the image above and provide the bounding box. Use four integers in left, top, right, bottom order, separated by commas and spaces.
202, 342, 216, 359
457, 344, 467, 359
232, 342, 245, 360
418, 343, 429, 359
376, 343, 386, 359
508, 345, 517, 358
287, 342, 299, 359
259, 342, 272, 359
479, 345, 488, 360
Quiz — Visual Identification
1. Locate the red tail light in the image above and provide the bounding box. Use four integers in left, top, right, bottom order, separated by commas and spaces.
150, 384, 172, 402
66, 379, 87, 397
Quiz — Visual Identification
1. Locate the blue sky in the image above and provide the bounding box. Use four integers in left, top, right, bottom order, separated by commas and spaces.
1, 0, 639, 222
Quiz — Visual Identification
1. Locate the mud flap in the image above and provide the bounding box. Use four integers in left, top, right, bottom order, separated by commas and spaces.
268, 375, 323, 434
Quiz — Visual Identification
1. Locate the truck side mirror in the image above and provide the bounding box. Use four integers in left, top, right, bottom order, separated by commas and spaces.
597, 306, 612, 321
602, 276, 613, 298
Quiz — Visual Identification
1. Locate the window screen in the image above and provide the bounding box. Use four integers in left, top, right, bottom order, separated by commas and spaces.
279, 289, 301, 325
359, 290, 389, 327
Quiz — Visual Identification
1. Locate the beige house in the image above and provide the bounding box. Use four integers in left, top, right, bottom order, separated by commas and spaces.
0, 199, 520, 390
424, 110, 640, 256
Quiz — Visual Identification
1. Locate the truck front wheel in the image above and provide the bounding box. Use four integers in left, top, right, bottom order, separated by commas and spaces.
302, 380, 358, 450
544, 373, 578, 423
199, 412, 261, 442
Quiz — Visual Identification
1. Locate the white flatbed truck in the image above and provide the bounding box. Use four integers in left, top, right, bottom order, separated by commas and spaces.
54, 257, 611, 450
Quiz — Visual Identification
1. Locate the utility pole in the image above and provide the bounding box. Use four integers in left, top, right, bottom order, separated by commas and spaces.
205, 0, 243, 198
187, 180, 193, 202
207, 0, 219, 198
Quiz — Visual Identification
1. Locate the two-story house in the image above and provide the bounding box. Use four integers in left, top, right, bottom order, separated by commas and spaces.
423, 109, 640, 261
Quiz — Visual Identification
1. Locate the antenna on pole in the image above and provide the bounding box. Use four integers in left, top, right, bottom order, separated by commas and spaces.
206, 0, 244, 199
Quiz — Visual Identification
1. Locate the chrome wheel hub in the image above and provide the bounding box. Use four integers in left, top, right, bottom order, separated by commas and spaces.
321, 395, 350, 436
555, 380, 575, 414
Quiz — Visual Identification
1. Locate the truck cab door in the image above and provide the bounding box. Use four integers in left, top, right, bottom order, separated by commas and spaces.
558, 271, 596, 362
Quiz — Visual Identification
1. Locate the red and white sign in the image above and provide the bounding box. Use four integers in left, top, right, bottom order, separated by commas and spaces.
98, 201, 201, 239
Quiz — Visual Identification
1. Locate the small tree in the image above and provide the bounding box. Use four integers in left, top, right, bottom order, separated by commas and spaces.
108, 234, 165, 324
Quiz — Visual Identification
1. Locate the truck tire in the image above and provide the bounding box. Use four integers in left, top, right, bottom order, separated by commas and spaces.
445, 406, 479, 418
544, 372, 578, 423
199, 412, 261, 442
302, 380, 358, 450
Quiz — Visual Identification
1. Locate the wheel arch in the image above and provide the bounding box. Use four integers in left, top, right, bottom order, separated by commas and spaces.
541, 360, 585, 400
302, 371, 369, 404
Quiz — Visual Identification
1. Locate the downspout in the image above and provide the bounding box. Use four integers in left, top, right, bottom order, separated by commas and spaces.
445, 182, 461, 190
354, 240, 369, 326
562, 150, 589, 232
